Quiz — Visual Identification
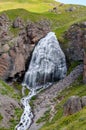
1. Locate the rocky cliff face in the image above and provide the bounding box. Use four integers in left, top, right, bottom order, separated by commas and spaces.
63, 22, 86, 82
0, 14, 50, 81
64, 22, 86, 61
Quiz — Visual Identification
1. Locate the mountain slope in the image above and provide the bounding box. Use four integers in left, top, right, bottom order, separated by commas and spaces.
39, 77, 86, 130
0, 4, 86, 40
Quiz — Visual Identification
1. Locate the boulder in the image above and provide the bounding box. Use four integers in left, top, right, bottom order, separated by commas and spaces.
0, 56, 13, 80
64, 23, 86, 61
66, 7, 76, 12
63, 96, 86, 116
12, 17, 24, 28
0, 14, 10, 31
2, 44, 10, 52
26, 20, 50, 44
63, 96, 82, 116
81, 96, 86, 107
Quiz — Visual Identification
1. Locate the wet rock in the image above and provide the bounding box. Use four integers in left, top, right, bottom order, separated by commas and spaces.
23, 32, 67, 89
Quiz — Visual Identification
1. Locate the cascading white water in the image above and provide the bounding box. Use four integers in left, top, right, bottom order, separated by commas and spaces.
15, 32, 67, 130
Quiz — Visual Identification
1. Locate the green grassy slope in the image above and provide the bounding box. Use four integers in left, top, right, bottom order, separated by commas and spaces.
0, 1, 86, 130
39, 77, 86, 130
0, 0, 86, 39
0, 80, 22, 130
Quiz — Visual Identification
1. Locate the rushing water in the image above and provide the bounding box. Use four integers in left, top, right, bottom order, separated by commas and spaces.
15, 32, 67, 130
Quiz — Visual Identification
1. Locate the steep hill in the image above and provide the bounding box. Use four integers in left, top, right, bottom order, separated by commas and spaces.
0, 0, 86, 130
0, 0, 86, 39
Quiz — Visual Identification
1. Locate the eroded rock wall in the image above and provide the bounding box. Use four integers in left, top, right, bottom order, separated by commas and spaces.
0, 14, 50, 81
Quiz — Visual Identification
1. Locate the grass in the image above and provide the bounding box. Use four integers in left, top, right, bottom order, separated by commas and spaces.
0, 108, 23, 130
0, 0, 85, 40
0, 80, 22, 100
0, 0, 85, 130
9, 108, 23, 130
39, 77, 86, 130
0, 114, 3, 122
0, 80, 23, 130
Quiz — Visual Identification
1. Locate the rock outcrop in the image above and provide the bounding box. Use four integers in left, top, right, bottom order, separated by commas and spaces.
64, 22, 86, 61
0, 94, 21, 128
0, 14, 50, 81
29, 64, 83, 130
63, 96, 86, 116
63, 22, 86, 83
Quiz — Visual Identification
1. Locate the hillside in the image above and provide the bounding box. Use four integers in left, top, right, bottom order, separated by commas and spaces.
40, 79, 86, 130
0, 0, 86, 130
0, 0, 86, 39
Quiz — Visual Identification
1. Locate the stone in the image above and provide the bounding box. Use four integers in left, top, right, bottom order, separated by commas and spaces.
52, 7, 58, 13
13, 53, 25, 75
0, 16, 51, 81
66, 7, 76, 12
0, 57, 13, 80
81, 96, 86, 107
26, 20, 50, 44
59, 3, 64, 6
0, 14, 10, 31
63, 96, 82, 116
64, 22, 86, 61
2, 44, 10, 52
12, 17, 24, 28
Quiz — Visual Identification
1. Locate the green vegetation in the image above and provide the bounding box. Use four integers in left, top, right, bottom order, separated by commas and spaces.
9, 108, 23, 130
0, 0, 85, 130
67, 61, 82, 74
0, 0, 86, 40
0, 114, 3, 122
40, 108, 86, 130
0, 80, 21, 100
0, 80, 23, 130
39, 78, 86, 130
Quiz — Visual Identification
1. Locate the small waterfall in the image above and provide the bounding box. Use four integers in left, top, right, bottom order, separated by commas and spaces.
15, 32, 67, 130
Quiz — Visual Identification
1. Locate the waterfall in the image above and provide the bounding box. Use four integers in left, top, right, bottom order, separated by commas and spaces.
15, 32, 67, 130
